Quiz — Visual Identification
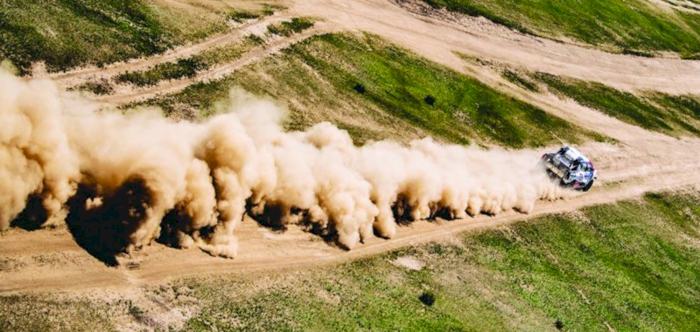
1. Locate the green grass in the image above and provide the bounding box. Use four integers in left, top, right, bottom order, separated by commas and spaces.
650, 94, 700, 119
229, 11, 262, 23
502, 69, 540, 92
149, 33, 602, 147
228, 4, 282, 23
3, 191, 700, 331
69, 78, 115, 95
535, 73, 700, 137
0, 295, 116, 332
0, 0, 280, 74
116, 56, 208, 87
266, 17, 315, 37
114, 38, 260, 88
112, 18, 313, 89
173, 191, 700, 332
0, 0, 169, 74
138, 192, 700, 331
422, 0, 700, 57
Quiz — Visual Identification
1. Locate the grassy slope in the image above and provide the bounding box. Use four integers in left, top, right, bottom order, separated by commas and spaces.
3, 192, 700, 331
423, 0, 700, 57
535, 73, 700, 137
114, 18, 313, 88
151, 33, 602, 147
178, 192, 700, 332
0, 0, 168, 74
0, 0, 277, 74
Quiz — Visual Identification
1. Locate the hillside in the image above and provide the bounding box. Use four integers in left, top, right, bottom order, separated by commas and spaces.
2, 0, 700, 331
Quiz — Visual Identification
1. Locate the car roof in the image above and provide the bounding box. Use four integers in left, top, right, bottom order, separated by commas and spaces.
563, 146, 591, 163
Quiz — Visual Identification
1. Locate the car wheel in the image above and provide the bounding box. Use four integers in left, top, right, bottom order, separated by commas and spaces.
582, 180, 594, 192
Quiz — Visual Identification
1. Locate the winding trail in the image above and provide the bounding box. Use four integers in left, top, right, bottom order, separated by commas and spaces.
289, 0, 700, 94
48, 14, 294, 85
47, 0, 700, 106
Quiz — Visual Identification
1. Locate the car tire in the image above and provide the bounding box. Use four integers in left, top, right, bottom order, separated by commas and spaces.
582, 180, 594, 192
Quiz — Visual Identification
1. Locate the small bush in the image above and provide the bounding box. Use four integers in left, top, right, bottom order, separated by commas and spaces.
424, 95, 436, 106
262, 4, 283, 16
267, 17, 314, 37
72, 78, 114, 95
126, 300, 144, 318
246, 34, 265, 45
229, 11, 260, 23
116, 56, 208, 87
419, 291, 436, 306
554, 319, 564, 330
354, 83, 366, 94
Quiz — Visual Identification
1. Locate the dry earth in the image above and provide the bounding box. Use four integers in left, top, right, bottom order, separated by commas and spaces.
3, 0, 700, 295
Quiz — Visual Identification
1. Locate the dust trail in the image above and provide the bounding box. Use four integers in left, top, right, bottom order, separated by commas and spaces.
0, 70, 568, 258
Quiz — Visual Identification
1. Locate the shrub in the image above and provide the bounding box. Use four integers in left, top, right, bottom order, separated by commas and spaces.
354, 83, 366, 94
555, 319, 564, 330
229, 11, 259, 23
246, 34, 265, 45
419, 291, 436, 306
267, 17, 314, 37
424, 95, 436, 106
72, 78, 114, 95
116, 56, 208, 87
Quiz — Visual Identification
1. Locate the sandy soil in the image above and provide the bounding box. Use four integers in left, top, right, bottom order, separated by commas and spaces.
3, 0, 700, 294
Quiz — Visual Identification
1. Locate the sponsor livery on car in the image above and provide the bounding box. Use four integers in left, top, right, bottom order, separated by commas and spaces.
540, 146, 597, 192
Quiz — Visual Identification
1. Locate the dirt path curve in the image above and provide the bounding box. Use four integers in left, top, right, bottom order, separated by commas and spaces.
44, 13, 296, 89
45, 0, 700, 102
96, 26, 329, 105
288, 0, 700, 94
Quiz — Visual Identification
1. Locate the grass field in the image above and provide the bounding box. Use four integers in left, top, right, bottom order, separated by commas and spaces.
114, 18, 313, 88
0, 0, 279, 74
150, 33, 603, 147
3, 191, 699, 331
174, 191, 700, 332
422, 0, 700, 58
535, 73, 700, 137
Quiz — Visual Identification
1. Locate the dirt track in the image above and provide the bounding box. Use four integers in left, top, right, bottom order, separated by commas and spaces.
3, 0, 700, 294
46, 0, 700, 106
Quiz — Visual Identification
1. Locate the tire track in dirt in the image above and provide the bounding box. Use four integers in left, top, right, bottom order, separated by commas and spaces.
96, 25, 332, 106
46, 13, 295, 87
2, 136, 699, 294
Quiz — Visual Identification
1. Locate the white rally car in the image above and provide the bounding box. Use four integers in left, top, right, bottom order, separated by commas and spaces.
541, 146, 597, 192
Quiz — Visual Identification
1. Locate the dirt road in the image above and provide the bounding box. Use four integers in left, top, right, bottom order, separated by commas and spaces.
290, 0, 700, 94
46, 0, 700, 106
2, 0, 700, 294
2, 133, 699, 294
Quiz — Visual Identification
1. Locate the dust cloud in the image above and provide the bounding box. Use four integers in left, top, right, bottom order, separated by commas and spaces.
0, 70, 568, 258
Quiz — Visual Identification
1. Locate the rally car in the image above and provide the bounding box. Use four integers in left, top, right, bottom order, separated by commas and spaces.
540, 146, 597, 191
